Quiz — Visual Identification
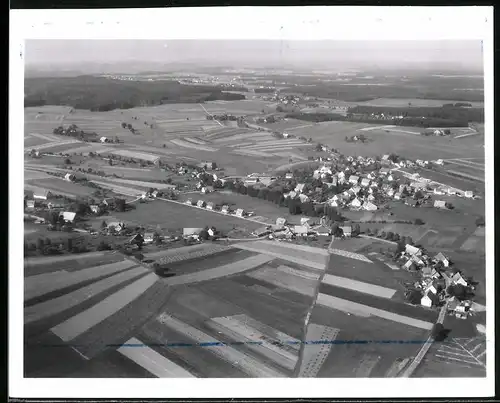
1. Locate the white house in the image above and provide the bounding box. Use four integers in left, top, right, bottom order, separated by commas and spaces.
464, 190, 474, 198
350, 198, 362, 208
348, 175, 359, 185
90, 205, 101, 214
221, 205, 230, 214
350, 186, 361, 195
26, 200, 35, 209
276, 217, 287, 227
201, 186, 214, 194
108, 222, 125, 232
33, 189, 52, 200
206, 202, 215, 210
363, 201, 377, 211
421, 293, 433, 308
64, 173, 76, 182
144, 232, 155, 244
405, 244, 422, 256
340, 225, 352, 237
293, 225, 309, 236
360, 178, 371, 187
196, 200, 205, 208
285, 172, 294, 179
434, 200, 447, 209
394, 192, 402, 200
387, 174, 394, 182
283, 132, 289, 138
387, 188, 395, 197
451, 272, 468, 287
329, 199, 339, 207
435, 159, 444, 165
185, 198, 193, 205
59, 211, 76, 223
100, 136, 108, 143
298, 194, 310, 203
367, 194, 375, 201
295, 183, 306, 193
235, 208, 244, 217
434, 252, 450, 267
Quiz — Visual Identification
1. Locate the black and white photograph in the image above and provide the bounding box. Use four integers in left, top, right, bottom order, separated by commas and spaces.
10, 6, 494, 399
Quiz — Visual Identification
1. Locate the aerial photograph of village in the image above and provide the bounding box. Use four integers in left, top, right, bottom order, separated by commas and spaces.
23, 39, 487, 379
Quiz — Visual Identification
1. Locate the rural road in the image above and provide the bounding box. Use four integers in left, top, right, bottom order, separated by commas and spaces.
199, 103, 223, 127
399, 302, 449, 378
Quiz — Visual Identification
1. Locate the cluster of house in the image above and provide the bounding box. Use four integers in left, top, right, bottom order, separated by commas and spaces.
183, 197, 253, 219
251, 216, 353, 240
280, 153, 476, 212
401, 244, 476, 319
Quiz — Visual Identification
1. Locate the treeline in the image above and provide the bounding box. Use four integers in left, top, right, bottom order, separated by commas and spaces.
24, 76, 245, 111
350, 105, 484, 123
254, 87, 276, 93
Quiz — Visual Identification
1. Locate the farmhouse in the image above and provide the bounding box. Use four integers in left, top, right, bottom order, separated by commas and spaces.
350, 186, 361, 195
434, 252, 450, 267
405, 244, 422, 256
405, 199, 418, 207
90, 205, 101, 214
144, 232, 155, 244
221, 205, 230, 214
64, 173, 76, 182
33, 189, 52, 200
26, 199, 35, 209
451, 272, 468, 287
185, 198, 193, 205
196, 200, 205, 208
201, 186, 214, 194
293, 225, 309, 236
360, 178, 371, 187
183, 228, 203, 237
206, 202, 215, 210
276, 217, 287, 227
295, 183, 306, 193
59, 211, 77, 223
298, 194, 310, 203
108, 222, 125, 232
362, 201, 377, 211
434, 200, 447, 209
348, 175, 359, 185
285, 172, 294, 179
421, 291, 439, 308
393, 192, 402, 200
349, 198, 362, 208
109, 149, 161, 165
235, 208, 245, 217
128, 233, 144, 246
464, 191, 474, 198
100, 136, 109, 143
340, 225, 352, 238
315, 225, 331, 236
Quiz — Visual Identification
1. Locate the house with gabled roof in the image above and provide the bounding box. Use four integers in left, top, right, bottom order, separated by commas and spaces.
221, 205, 230, 214
285, 172, 294, 179
350, 186, 361, 195
235, 208, 244, 217
201, 186, 214, 194
360, 178, 371, 187
196, 200, 205, 208
348, 175, 359, 185
293, 225, 309, 236
394, 192, 402, 200
276, 217, 287, 227
295, 183, 306, 193
405, 244, 422, 256
299, 194, 310, 203
464, 190, 474, 198
315, 225, 331, 236
64, 173, 76, 182
379, 167, 390, 176
386, 188, 395, 197
350, 198, 362, 208
59, 211, 76, 223
206, 202, 215, 210
144, 232, 156, 244
451, 272, 468, 287
434, 252, 450, 267
340, 225, 352, 237
90, 205, 101, 214
434, 200, 447, 209
185, 198, 193, 205
33, 189, 52, 200
363, 201, 377, 211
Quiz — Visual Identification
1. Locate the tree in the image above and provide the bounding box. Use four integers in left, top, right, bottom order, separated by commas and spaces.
199, 229, 209, 240
393, 233, 400, 242
64, 158, 72, 165
66, 238, 73, 251
386, 231, 394, 240
352, 224, 361, 236
211, 162, 217, 170
406, 289, 423, 305
36, 238, 45, 253
414, 218, 425, 225
121, 122, 127, 129
115, 198, 126, 212
127, 123, 132, 130
100, 220, 107, 229
414, 190, 424, 199
475, 216, 485, 227
315, 143, 323, 152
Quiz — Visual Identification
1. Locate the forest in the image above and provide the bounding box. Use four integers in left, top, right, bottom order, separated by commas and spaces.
24, 76, 246, 111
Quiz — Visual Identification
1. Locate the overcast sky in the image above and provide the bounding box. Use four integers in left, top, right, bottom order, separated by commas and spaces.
25, 40, 484, 71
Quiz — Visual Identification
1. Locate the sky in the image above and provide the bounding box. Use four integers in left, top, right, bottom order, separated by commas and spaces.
25, 40, 484, 72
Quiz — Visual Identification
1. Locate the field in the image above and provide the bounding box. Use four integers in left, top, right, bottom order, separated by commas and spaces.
355, 98, 485, 108
288, 120, 484, 161
112, 199, 263, 234
25, 177, 96, 198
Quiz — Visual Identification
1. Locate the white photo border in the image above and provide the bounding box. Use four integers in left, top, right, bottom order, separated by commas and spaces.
10, 6, 494, 399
